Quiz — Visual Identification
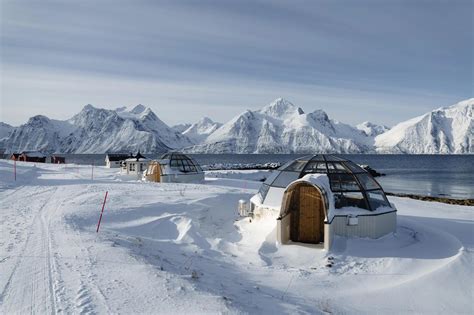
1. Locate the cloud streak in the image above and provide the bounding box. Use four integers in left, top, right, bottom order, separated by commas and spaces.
1, 0, 472, 126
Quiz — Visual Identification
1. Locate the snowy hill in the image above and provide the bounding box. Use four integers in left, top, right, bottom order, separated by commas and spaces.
0, 122, 14, 140
182, 117, 222, 144
375, 99, 474, 154
187, 98, 372, 153
0, 105, 193, 153
357, 121, 390, 137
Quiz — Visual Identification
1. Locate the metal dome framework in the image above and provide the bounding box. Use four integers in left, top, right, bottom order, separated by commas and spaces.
258, 154, 390, 211
160, 152, 203, 173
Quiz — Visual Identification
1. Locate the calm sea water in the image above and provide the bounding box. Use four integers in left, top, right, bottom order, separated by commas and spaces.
63, 154, 474, 199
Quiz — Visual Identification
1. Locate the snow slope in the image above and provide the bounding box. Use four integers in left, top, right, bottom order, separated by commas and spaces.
0, 105, 193, 154
1, 115, 76, 153
182, 117, 222, 144
375, 98, 474, 154
356, 121, 389, 137
187, 98, 373, 153
171, 123, 192, 133
0, 122, 14, 140
0, 160, 472, 314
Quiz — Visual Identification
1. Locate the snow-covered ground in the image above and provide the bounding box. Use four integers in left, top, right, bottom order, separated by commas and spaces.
0, 160, 472, 314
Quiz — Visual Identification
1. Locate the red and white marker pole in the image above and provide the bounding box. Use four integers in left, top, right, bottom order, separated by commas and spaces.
96, 191, 108, 233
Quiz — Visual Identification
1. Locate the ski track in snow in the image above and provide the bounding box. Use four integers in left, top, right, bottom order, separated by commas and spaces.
0, 186, 60, 313
0, 160, 472, 314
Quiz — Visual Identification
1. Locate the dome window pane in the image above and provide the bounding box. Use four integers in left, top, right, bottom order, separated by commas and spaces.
334, 192, 369, 209
329, 173, 361, 192
284, 160, 307, 171
272, 171, 300, 188
344, 161, 365, 173
258, 184, 270, 199
356, 173, 381, 190
367, 190, 391, 210
263, 170, 280, 185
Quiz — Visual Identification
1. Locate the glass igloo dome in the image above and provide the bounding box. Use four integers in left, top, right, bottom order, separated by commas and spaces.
159, 152, 203, 173
257, 154, 391, 211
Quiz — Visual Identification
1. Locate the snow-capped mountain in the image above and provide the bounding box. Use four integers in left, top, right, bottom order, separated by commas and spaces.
1, 105, 193, 153
0, 122, 14, 140
182, 117, 222, 144
186, 98, 373, 153
375, 98, 473, 154
2, 98, 472, 154
357, 121, 390, 137
2, 115, 75, 153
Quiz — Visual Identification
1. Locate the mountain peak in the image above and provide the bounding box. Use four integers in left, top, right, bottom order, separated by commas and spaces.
83, 104, 97, 111
198, 116, 214, 124
27, 115, 51, 125
130, 104, 147, 114
260, 98, 304, 118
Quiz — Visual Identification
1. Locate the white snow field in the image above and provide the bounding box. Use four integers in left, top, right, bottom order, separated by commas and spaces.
0, 160, 472, 314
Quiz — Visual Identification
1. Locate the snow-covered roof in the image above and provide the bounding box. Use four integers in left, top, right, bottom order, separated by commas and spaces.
124, 152, 148, 162
21, 151, 46, 158
125, 157, 149, 162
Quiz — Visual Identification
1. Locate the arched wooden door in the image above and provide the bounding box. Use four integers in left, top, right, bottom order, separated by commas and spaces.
146, 163, 161, 182
290, 184, 325, 244
153, 164, 161, 182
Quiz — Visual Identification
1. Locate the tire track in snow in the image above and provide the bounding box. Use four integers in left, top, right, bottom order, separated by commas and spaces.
0, 187, 62, 314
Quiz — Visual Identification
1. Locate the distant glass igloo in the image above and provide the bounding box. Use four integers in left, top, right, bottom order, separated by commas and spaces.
144, 152, 204, 183
250, 155, 397, 250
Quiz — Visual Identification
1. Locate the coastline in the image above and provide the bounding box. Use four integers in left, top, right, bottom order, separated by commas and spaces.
386, 192, 474, 206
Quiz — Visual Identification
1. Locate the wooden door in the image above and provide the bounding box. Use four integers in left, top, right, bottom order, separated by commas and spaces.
155, 165, 161, 182
296, 185, 324, 244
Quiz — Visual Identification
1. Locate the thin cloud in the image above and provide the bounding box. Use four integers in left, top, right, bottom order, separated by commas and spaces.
1, 0, 472, 126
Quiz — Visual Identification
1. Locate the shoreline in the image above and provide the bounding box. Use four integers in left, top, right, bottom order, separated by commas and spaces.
385, 192, 474, 206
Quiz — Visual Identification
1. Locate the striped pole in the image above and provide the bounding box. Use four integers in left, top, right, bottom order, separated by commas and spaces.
96, 191, 108, 233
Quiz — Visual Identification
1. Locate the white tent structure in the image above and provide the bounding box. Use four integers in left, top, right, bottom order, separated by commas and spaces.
250, 155, 397, 250
144, 152, 204, 183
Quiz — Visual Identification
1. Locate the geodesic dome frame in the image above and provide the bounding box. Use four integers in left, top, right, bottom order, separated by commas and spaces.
257, 154, 391, 211
159, 152, 204, 174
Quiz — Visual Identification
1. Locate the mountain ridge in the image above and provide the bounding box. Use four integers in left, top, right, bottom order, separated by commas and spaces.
1, 98, 472, 154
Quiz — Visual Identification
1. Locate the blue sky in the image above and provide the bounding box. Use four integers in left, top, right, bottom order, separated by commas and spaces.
1, 0, 472, 127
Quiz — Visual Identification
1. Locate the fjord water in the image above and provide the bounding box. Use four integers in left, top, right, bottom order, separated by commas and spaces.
63, 154, 474, 199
